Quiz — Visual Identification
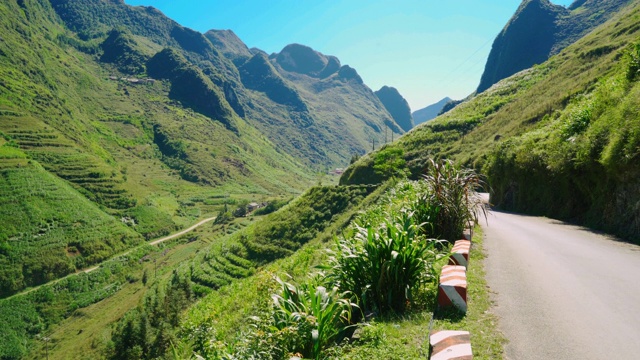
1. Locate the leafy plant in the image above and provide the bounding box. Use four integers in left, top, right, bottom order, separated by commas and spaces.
326, 211, 442, 314
421, 159, 487, 242
626, 42, 640, 81
271, 276, 357, 359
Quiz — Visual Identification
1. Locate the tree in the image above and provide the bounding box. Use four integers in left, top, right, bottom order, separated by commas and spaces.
373, 147, 407, 179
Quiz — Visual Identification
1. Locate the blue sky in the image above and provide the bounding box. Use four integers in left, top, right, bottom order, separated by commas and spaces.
126, 0, 574, 111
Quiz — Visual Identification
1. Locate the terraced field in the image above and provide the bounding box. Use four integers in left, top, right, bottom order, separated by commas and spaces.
1, 115, 134, 210
0, 116, 143, 296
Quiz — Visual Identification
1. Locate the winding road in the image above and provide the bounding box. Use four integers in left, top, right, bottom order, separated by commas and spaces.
83, 216, 217, 273
5, 216, 216, 299
482, 210, 640, 359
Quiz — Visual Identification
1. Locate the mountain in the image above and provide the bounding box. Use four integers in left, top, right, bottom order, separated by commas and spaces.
0, 0, 402, 298
342, 0, 640, 242
204, 29, 253, 66
412, 97, 452, 125
477, 0, 633, 93
374, 86, 414, 132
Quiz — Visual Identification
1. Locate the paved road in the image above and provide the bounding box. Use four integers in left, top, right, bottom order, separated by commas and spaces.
482, 210, 640, 360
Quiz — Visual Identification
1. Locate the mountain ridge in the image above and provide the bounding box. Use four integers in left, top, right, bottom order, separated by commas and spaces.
477, 0, 633, 93
412, 97, 452, 125
374, 86, 414, 132
0, 0, 404, 300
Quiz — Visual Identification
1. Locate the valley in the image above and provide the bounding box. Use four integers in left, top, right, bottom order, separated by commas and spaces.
0, 0, 638, 359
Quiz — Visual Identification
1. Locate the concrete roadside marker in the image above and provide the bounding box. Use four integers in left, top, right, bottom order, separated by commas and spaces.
449, 239, 471, 268
429, 330, 473, 360
437, 265, 467, 313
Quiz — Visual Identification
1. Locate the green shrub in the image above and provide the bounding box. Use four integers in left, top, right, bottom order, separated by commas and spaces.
373, 147, 407, 179
325, 211, 442, 314
626, 42, 640, 81
421, 159, 487, 242
271, 276, 357, 359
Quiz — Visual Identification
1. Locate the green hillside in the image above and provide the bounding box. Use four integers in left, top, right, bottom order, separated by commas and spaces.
343, 0, 640, 242
478, 0, 632, 93
0, 146, 142, 296
0, 0, 317, 297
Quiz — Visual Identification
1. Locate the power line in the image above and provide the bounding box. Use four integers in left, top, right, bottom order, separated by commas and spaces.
436, 37, 493, 85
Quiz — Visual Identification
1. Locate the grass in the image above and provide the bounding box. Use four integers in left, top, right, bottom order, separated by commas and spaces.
176, 178, 505, 359
431, 226, 506, 359
175, 183, 505, 359
23, 216, 256, 360
341, 1, 640, 242
0, 161, 143, 297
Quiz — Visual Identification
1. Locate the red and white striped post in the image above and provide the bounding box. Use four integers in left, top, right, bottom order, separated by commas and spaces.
437, 265, 467, 313
429, 330, 473, 360
449, 240, 471, 268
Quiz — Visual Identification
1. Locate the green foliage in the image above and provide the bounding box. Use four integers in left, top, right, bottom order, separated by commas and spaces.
0, 246, 153, 359
124, 205, 177, 240
270, 276, 357, 359
326, 212, 442, 314
422, 159, 487, 241
109, 270, 194, 360
373, 146, 407, 179
100, 27, 148, 74
253, 198, 291, 216
242, 186, 377, 263
626, 42, 640, 81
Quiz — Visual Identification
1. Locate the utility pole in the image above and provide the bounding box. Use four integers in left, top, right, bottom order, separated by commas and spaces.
37, 335, 50, 360
372, 139, 375, 151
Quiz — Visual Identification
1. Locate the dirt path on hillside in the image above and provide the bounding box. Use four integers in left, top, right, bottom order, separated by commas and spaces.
5, 216, 216, 299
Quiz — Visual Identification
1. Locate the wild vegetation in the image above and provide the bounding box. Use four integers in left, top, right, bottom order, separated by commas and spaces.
0, 245, 154, 359
93, 185, 381, 359
3, 0, 639, 359
343, 2, 640, 242
477, 0, 632, 92
177, 160, 488, 359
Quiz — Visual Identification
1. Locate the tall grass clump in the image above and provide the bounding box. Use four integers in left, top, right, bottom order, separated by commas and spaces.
325, 212, 442, 314
421, 159, 487, 242
232, 275, 357, 360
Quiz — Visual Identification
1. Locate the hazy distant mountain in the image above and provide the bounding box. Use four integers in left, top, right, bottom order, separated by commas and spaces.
0, 0, 402, 300
412, 97, 452, 125
374, 86, 414, 132
477, 0, 632, 93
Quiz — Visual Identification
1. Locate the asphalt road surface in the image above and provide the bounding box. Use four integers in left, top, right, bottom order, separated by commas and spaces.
482, 210, 640, 360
